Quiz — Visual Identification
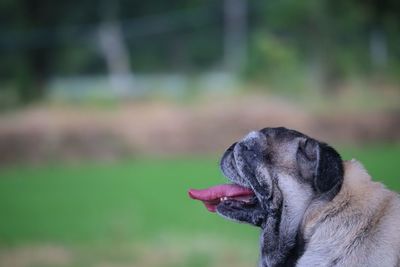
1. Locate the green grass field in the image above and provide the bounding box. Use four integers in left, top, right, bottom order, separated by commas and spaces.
0, 145, 399, 267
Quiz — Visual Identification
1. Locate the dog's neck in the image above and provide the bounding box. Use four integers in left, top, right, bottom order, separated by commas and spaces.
277, 174, 314, 243
300, 159, 389, 241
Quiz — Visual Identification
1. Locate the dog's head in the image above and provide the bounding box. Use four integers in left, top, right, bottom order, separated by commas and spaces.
217, 127, 344, 226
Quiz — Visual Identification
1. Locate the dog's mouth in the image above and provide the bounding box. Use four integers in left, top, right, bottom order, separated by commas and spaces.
188, 184, 255, 212
189, 142, 257, 212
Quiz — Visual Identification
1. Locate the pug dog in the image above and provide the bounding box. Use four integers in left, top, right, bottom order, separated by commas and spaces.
189, 127, 400, 267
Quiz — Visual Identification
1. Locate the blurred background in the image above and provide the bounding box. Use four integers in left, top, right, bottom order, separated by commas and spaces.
0, 0, 399, 266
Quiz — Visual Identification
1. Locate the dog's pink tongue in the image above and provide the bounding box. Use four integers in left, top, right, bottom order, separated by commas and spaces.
188, 184, 253, 201
188, 184, 254, 212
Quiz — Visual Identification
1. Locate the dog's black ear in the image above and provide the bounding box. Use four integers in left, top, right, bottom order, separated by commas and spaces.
314, 143, 344, 194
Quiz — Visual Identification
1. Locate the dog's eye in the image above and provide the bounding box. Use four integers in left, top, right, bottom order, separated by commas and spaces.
264, 151, 272, 163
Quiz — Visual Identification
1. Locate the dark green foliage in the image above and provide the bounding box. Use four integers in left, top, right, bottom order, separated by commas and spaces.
1, 0, 400, 104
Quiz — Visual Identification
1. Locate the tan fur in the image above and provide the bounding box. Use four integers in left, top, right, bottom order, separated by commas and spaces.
298, 159, 400, 267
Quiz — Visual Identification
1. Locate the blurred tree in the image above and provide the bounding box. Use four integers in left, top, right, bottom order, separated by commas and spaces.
19, 0, 54, 103
0, 0, 221, 105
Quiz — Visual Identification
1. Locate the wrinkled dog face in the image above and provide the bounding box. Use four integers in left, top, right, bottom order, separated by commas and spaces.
218, 127, 344, 225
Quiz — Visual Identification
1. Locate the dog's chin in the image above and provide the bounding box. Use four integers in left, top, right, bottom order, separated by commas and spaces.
215, 195, 266, 227
216, 202, 251, 223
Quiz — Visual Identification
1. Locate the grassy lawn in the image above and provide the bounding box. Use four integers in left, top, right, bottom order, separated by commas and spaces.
0, 145, 399, 267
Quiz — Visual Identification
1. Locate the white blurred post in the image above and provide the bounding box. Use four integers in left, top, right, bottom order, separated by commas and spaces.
223, 0, 248, 73
98, 21, 134, 97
